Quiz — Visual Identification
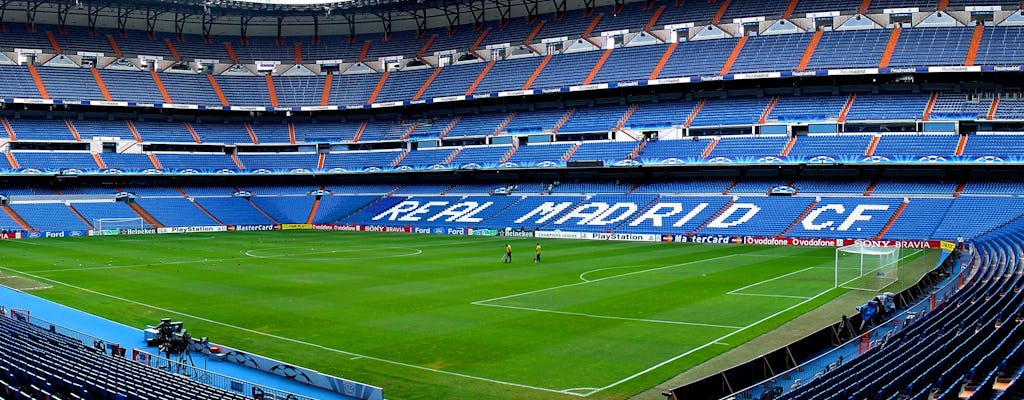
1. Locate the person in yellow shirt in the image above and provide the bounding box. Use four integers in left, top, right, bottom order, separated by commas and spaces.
534, 243, 542, 263
503, 243, 512, 263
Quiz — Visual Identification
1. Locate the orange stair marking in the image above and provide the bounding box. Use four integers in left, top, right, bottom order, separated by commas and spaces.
524, 20, 545, 46
358, 40, 371, 62
878, 26, 902, 69
164, 38, 181, 61
352, 121, 368, 142
206, 74, 230, 106
965, 24, 984, 67
838, 93, 857, 123
106, 35, 123, 58
469, 27, 491, 52
465, 60, 496, 95
367, 70, 390, 104
183, 122, 202, 144
874, 201, 907, 239
147, 153, 162, 169
922, 92, 938, 122
5, 152, 18, 169
91, 153, 106, 169
719, 35, 748, 76
244, 123, 259, 144
581, 14, 602, 38
265, 75, 279, 107
413, 68, 442, 101
320, 73, 333, 106
26, 64, 50, 99
582, 49, 613, 85
149, 70, 173, 103
522, 54, 553, 90
955, 134, 969, 156
417, 34, 436, 59
649, 42, 679, 80
90, 68, 113, 101
711, 0, 732, 25
645, 6, 665, 31
783, 0, 800, 19
64, 119, 81, 141
125, 120, 143, 142
224, 42, 239, 64
796, 30, 823, 71
865, 135, 880, 156
46, 31, 61, 54
858, 0, 872, 14
987, 98, 1000, 120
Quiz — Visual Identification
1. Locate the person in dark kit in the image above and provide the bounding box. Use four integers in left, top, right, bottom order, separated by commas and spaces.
534, 243, 542, 263
503, 243, 512, 263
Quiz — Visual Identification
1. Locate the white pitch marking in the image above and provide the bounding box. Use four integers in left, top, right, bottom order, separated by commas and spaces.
727, 267, 816, 295
0, 266, 588, 397
476, 253, 742, 305
30, 258, 232, 274
476, 302, 744, 329
728, 292, 813, 299
243, 247, 423, 261
579, 287, 834, 397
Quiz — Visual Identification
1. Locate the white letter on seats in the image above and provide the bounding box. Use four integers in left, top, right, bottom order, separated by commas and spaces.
837, 204, 889, 231
514, 202, 575, 224
398, 201, 450, 222
801, 204, 845, 231
706, 203, 761, 228
373, 201, 419, 221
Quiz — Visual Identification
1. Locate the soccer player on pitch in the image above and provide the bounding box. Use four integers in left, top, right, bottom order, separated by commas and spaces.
504, 243, 512, 263
534, 243, 542, 263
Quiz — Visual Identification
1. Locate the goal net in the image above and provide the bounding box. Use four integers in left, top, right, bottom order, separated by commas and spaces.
95, 217, 147, 230
835, 244, 902, 292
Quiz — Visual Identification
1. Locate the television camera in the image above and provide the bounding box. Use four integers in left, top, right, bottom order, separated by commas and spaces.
146, 318, 194, 357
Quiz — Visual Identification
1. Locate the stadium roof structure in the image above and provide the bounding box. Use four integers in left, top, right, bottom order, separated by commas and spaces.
14, 0, 602, 39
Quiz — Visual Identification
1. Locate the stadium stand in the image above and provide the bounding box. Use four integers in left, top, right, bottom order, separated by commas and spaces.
0, 311, 252, 400
4, 1, 1024, 400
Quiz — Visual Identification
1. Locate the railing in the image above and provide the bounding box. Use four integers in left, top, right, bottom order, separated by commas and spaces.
137, 350, 316, 400
711, 249, 969, 400
20, 313, 316, 400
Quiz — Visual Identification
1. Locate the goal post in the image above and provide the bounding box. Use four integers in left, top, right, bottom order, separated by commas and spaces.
94, 217, 147, 230
835, 244, 902, 292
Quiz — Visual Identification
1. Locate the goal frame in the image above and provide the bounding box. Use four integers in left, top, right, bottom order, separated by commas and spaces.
834, 244, 902, 291
94, 217, 146, 230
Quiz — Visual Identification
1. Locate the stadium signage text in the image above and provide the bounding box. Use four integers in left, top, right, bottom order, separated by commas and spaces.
670, 235, 736, 244
743, 237, 791, 246
851, 239, 939, 249
499, 230, 535, 238
369, 199, 897, 233
372, 200, 498, 223
119, 228, 157, 235
158, 226, 227, 234
230, 224, 279, 231
361, 225, 412, 233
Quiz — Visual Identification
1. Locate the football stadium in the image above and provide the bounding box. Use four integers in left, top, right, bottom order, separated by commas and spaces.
0, 0, 1021, 399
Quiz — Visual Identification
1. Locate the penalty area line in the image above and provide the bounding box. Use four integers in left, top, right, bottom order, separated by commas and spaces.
580, 287, 834, 397
473, 302, 744, 329
0, 266, 589, 397
477, 253, 742, 305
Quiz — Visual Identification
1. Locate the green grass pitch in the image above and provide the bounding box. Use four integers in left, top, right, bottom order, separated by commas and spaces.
0, 231, 937, 400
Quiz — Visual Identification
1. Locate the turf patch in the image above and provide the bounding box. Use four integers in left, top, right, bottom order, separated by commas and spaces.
0, 275, 52, 291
